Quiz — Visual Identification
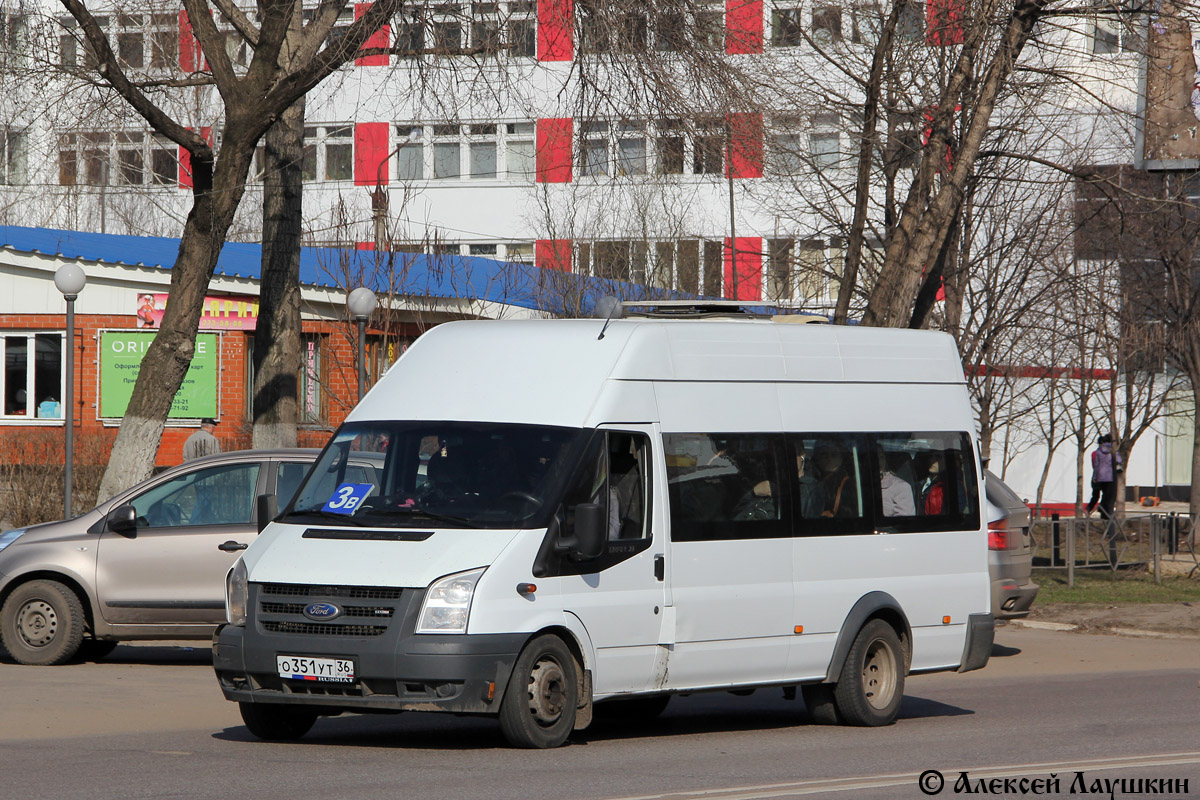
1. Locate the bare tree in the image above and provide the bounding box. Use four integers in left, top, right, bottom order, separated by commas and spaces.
59, 0, 406, 498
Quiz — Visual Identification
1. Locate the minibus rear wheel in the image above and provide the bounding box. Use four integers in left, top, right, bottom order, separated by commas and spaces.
239, 702, 318, 741
499, 634, 579, 748
832, 619, 905, 726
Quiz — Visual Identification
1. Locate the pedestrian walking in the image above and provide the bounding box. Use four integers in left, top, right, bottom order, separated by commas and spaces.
1085, 433, 1122, 520
183, 417, 221, 461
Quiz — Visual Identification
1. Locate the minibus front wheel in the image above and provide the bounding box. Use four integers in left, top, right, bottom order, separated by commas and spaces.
239, 702, 318, 741
499, 634, 580, 748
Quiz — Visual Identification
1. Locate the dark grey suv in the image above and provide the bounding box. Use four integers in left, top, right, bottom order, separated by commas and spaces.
0, 449, 324, 666
984, 470, 1039, 619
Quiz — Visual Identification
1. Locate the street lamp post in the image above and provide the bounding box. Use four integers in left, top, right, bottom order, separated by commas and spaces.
347, 287, 378, 402
54, 264, 87, 518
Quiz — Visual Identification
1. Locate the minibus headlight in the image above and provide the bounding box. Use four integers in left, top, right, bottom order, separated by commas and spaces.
226, 559, 249, 627
416, 567, 486, 634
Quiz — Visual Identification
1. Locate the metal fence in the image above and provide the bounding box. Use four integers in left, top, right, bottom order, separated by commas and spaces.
1030, 511, 1198, 586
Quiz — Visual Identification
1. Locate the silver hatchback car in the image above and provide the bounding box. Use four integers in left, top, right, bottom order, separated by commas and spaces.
0, 449, 325, 665
984, 469, 1039, 619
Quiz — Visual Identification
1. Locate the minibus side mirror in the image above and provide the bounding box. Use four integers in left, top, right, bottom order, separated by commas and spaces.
558, 502, 606, 561
256, 494, 278, 534
108, 504, 137, 534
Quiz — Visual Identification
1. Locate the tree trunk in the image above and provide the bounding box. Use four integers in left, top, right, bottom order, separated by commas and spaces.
252, 98, 305, 449
96, 139, 254, 500
1191, 378, 1200, 518
862, 0, 1049, 328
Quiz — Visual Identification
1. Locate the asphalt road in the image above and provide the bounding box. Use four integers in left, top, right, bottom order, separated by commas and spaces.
1, 627, 1197, 800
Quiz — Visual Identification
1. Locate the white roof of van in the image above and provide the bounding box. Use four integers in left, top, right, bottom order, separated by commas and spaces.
349, 318, 967, 428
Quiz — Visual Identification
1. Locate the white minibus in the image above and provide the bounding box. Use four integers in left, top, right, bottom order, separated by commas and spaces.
214, 309, 993, 748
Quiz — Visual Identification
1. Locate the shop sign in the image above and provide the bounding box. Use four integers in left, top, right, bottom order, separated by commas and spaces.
136, 293, 259, 330
99, 331, 219, 419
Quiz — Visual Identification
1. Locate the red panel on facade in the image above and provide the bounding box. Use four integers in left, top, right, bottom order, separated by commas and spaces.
536, 239, 572, 272
179, 10, 199, 72
537, 0, 574, 61
178, 127, 213, 189
356, 3, 391, 66
724, 237, 762, 300
926, 0, 964, 46
536, 118, 573, 183
355, 122, 391, 187
727, 112, 763, 179
725, 0, 764, 54
357, 242, 376, 250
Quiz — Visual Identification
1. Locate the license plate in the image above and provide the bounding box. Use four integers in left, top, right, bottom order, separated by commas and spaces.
277, 655, 356, 683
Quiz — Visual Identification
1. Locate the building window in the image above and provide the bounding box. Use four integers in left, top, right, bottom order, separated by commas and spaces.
810, 113, 841, 170
394, 121, 535, 181
395, 125, 424, 180
467, 123, 497, 178
693, 120, 724, 175
57, 14, 179, 72
506, 242, 534, 262
812, 5, 842, 43
0, 129, 26, 185
396, 1, 535, 58
245, 335, 324, 424
1091, 4, 1140, 55
57, 130, 177, 186
897, 2, 925, 39
771, 5, 803, 47
767, 238, 793, 301
851, 1, 883, 43
432, 124, 463, 179
505, 122, 535, 180
302, 125, 353, 182
2, 333, 64, 420
1, 9, 27, 71
580, 120, 610, 176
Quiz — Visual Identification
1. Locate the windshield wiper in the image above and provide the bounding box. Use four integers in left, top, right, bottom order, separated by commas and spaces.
281, 509, 369, 527
367, 506, 481, 529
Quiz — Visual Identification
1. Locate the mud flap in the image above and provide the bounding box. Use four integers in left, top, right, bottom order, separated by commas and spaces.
574, 668, 593, 730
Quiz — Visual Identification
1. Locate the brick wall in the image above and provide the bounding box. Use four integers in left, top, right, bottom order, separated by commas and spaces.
0, 313, 401, 469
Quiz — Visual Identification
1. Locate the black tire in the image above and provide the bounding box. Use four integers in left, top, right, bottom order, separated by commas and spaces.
239, 702, 318, 741
801, 683, 841, 725
832, 619, 905, 727
0, 580, 86, 666
498, 634, 579, 748
594, 694, 671, 722
77, 639, 120, 662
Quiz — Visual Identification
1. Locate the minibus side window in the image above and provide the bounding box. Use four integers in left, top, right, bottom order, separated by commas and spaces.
784, 434, 872, 537
869, 432, 980, 533
607, 432, 651, 541
663, 433, 790, 542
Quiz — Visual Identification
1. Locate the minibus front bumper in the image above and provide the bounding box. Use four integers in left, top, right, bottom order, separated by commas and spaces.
212, 583, 527, 715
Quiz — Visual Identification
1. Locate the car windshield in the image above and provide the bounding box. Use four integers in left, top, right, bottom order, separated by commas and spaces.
283, 421, 584, 529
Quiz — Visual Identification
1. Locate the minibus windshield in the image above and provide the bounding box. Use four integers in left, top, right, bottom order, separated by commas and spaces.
281, 421, 584, 529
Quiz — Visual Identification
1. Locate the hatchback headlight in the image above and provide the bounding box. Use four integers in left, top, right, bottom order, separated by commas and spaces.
0, 529, 27, 553
226, 559, 249, 627
416, 567, 486, 634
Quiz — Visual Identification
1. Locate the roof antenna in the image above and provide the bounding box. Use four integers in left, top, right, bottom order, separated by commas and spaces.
595, 295, 623, 340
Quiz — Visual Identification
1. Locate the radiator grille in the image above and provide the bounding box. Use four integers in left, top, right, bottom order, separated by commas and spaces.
261, 583, 404, 600
262, 620, 388, 637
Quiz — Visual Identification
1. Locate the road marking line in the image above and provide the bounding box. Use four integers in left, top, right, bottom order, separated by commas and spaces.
608, 752, 1200, 800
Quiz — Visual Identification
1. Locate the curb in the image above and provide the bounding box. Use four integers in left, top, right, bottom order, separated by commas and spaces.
1009, 620, 1078, 632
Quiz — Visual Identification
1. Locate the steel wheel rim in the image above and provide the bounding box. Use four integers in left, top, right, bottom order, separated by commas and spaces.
16, 599, 58, 648
862, 638, 897, 710
526, 656, 567, 727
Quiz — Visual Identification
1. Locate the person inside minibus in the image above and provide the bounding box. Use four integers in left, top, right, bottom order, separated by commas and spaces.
814, 441, 857, 518
880, 450, 916, 517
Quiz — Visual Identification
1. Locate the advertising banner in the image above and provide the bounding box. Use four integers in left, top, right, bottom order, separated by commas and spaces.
136, 293, 259, 330
99, 331, 219, 419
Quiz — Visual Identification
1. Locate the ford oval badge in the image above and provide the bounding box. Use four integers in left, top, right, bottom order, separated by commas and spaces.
303, 602, 341, 621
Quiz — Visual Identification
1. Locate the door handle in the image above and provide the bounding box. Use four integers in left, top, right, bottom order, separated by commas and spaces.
654, 554, 665, 582
218, 540, 248, 552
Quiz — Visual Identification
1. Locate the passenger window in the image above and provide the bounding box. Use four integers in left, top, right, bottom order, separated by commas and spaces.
664, 433, 789, 541
131, 463, 261, 528
870, 432, 979, 532
786, 435, 871, 536
608, 433, 650, 540
275, 462, 310, 509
